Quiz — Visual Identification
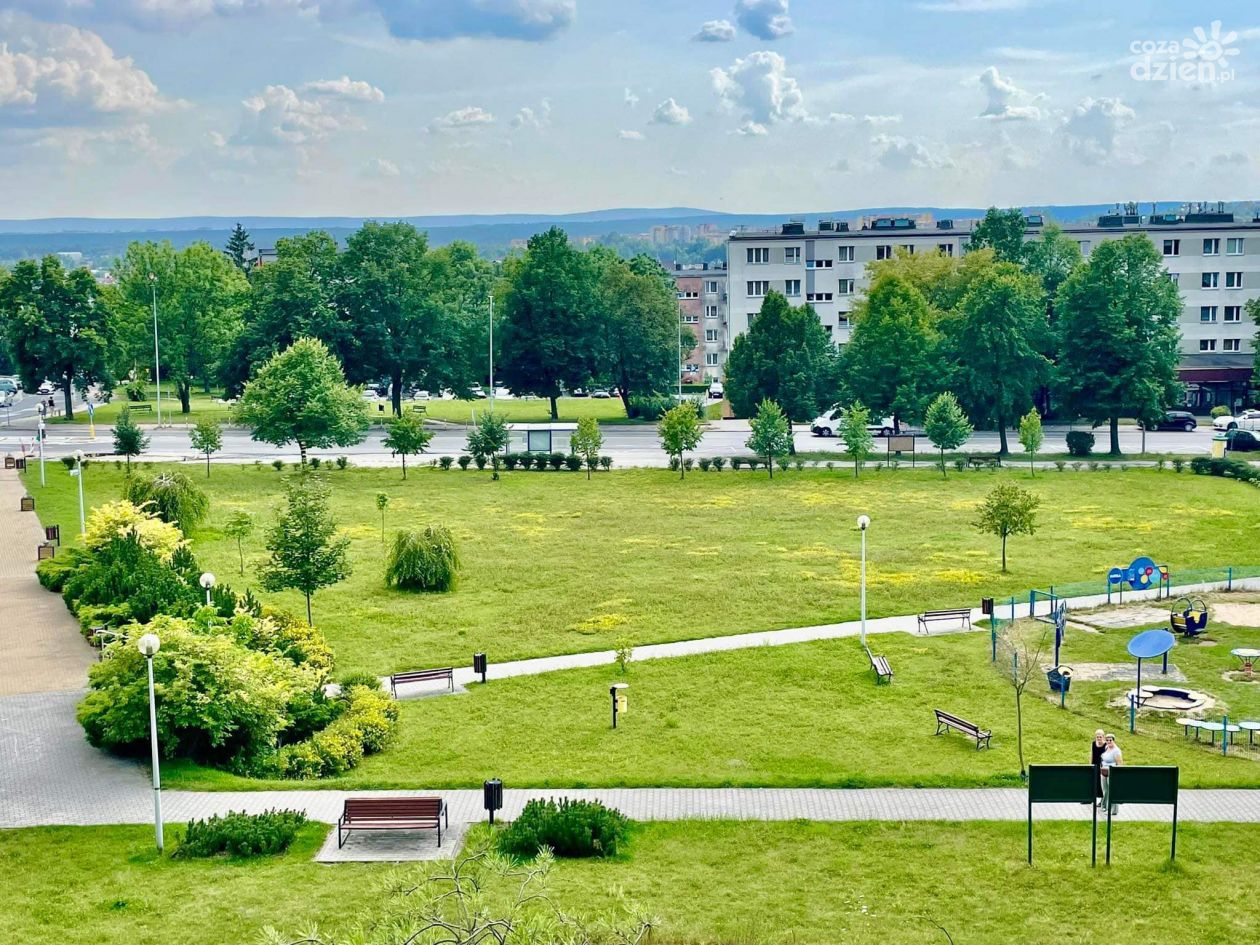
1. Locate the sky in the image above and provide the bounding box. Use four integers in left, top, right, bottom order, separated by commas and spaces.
1, 0, 1259, 218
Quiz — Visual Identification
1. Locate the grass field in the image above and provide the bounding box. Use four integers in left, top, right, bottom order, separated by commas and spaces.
4, 821, 1258, 945
417, 396, 630, 424
51, 388, 237, 426
23, 464, 1260, 676
165, 603, 1260, 791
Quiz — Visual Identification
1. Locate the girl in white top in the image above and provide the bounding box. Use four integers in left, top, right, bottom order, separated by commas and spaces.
1101, 734, 1123, 813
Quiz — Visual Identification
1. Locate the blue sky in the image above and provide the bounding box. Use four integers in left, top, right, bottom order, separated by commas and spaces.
1, 0, 1258, 217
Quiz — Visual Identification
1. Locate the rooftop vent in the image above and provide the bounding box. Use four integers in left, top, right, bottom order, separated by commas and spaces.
781, 221, 805, 235
1023, 214, 1045, 227
818, 220, 835, 231
936, 219, 954, 230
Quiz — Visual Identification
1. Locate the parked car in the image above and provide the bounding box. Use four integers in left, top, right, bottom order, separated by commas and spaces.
708, 381, 725, 400
0, 377, 18, 396
810, 404, 897, 437
1140, 410, 1198, 432
590, 389, 611, 399
36, 380, 54, 395
469, 384, 487, 399
1214, 410, 1260, 432
411, 389, 431, 401
1226, 429, 1260, 452
570, 387, 588, 397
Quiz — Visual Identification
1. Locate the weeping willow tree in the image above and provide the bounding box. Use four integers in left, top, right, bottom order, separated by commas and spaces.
124, 471, 209, 533
385, 525, 460, 592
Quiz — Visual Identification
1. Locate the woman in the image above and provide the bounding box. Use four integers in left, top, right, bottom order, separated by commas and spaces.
1090, 730, 1106, 806
1100, 734, 1123, 814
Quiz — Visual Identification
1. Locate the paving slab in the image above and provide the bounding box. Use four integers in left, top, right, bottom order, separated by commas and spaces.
315, 822, 468, 862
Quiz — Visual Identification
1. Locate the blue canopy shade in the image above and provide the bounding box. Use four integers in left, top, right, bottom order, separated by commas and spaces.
1128, 629, 1176, 660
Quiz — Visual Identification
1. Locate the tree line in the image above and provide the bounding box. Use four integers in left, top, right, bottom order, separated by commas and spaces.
725, 208, 1185, 455
0, 224, 690, 422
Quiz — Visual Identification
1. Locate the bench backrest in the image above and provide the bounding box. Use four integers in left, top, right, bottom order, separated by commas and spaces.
922, 609, 969, 618
392, 668, 453, 683
343, 797, 443, 821
935, 710, 977, 731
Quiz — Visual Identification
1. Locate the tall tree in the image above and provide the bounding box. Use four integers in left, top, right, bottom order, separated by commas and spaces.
224, 223, 256, 275
1054, 234, 1182, 455
724, 291, 840, 421
1022, 223, 1083, 309
969, 207, 1029, 264
0, 256, 112, 419
234, 337, 371, 465
382, 410, 433, 479
923, 391, 972, 478
841, 273, 939, 424
262, 474, 350, 625
839, 401, 874, 478
426, 240, 497, 396
498, 227, 595, 420
974, 483, 1039, 573
745, 398, 794, 478
940, 261, 1048, 454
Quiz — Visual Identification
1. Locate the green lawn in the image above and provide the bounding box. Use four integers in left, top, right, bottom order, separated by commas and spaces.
51, 388, 238, 426
417, 396, 630, 424
5, 821, 1258, 945
165, 605, 1260, 791
22, 465, 1260, 676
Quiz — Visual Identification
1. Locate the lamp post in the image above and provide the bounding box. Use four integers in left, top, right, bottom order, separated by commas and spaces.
37, 417, 45, 487
857, 515, 870, 649
73, 450, 85, 536
488, 290, 495, 414
199, 572, 216, 606
148, 272, 162, 428
137, 632, 164, 852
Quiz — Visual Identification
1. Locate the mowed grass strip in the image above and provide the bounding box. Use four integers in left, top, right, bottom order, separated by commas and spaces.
165, 620, 1260, 791
22, 465, 1260, 675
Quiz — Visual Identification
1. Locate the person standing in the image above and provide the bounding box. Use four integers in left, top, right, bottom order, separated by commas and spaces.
1101, 734, 1123, 814
1090, 730, 1106, 806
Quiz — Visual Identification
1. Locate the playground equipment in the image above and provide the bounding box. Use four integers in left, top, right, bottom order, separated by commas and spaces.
1170, 597, 1208, 637
1126, 629, 1177, 733
1106, 555, 1171, 603
1029, 587, 1059, 623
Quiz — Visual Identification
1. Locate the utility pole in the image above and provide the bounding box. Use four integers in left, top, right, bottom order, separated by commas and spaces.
148, 272, 162, 428
488, 290, 495, 413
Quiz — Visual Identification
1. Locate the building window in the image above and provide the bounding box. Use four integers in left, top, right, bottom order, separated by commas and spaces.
1228, 237, 1245, 256
705, 352, 719, 366
1200, 306, 1218, 323
838, 246, 855, 262
838, 279, 855, 295
746, 280, 768, 297
705, 329, 719, 342
806, 292, 833, 302
1199, 339, 1217, 351
1226, 271, 1244, 288
1079, 240, 1091, 255
747, 247, 770, 264
705, 280, 719, 294
938, 243, 954, 257
784, 247, 801, 264
684, 363, 699, 373
1225, 305, 1242, 323
1162, 239, 1180, 256
705, 304, 719, 318
1203, 238, 1220, 256
1223, 338, 1241, 352
900, 244, 915, 255
682, 314, 699, 324
876, 244, 893, 260
1168, 272, 1180, 284
785, 279, 801, 297
1202, 272, 1219, 289
676, 290, 699, 299
806, 258, 832, 269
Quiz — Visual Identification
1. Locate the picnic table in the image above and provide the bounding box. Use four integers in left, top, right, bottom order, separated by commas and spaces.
1238, 720, 1260, 747
1231, 648, 1260, 676
1195, 720, 1241, 745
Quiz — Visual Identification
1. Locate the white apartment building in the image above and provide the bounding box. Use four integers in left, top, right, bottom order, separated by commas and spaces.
672, 261, 728, 384
726, 209, 1259, 411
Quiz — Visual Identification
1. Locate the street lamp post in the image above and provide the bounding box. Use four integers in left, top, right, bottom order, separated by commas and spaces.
857, 515, 870, 649
199, 572, 216, 606
148, 272, 162, 428
73, 450, 86, 536
137, 632, 164, 852
37, 416, 45, 487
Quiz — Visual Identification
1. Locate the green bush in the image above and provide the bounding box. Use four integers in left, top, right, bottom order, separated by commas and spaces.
124, 472, 209, 532
668, 456, 680, 471
1172, 458, 1185, 472
698, 458, 712, 472
336, 456, 349, 470
1065, 431, 1094, 457
1191, 456, 1258, 482
1054, 460, 1066, 472
439, 456, 454, 470
174, 809, 307, 858
385, 525, 460, 592
338, 671, 383, 692
548, 452, 565, 471
496, 797, 629, 859
276, 685, 398, 779
683, 457, 694, 472
711, 456, 726, 471
748, 458, 760, 471
503, 453, 520, 471
271, 459, 284, 471
474, 454, 488, 470
627, 394, 674, 421
599, 456, 612, 471
1210, 405, 1231, 418
532, 454, 548, 471
731, 457, 743, 470
62, 534, 200, 630
776, 458, 788, 472
564, 454, 582, 472
457, 455, 472, 470
309, 457, 322, 470
36, 548, 90, 592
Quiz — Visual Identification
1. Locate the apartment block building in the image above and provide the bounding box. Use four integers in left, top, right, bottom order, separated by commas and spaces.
672, 261, 728, 385
726, 209, 1259, 411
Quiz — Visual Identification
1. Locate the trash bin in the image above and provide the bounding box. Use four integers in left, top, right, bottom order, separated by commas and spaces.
1047, 666, 1072, 693
472, 652, 487, 683
1212, 433, 1227, 459
981, 597, 994, 616
483, 778, 503, 824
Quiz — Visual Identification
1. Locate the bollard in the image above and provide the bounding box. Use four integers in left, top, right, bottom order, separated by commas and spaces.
1129, 692, 1136, 734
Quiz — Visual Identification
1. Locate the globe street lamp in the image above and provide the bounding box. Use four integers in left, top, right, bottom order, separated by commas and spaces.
73, 450, 86, 536
857, 515, 871, 649
137, 632, 164, 852
199, 572, 216, 607
148, 271, 162, 428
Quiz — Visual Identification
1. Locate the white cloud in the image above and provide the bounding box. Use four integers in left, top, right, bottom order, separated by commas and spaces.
861, 114, 902, 125
365, 156, 400, 176
429, 105, 496, 131
711, 51, 807, 131
651, 97, 692, 125
302, 76, 385, 103
5, 0, 305, 31
872, 134, 954, 170
918, 0, 1029, 11
1061, 96, 1135, 164
235, 84, 351, 145
364, 0, 576, 41
693, 19, 736, 42
735, 121, 768, 136
624, 87, 639, 108
734, 0, 793, 40
511, 98, 551, 129
977, 66, 1043, 121
618, 129, 644, 140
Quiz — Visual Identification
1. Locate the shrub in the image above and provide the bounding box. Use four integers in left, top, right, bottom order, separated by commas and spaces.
614, 636, 634, 672
668, 456, 680, 471
385, 525, 460, 592
548, 452, 565, 471
626, 394, 674, 421
457, 455, 471, 470
338, 671, 383, 693
585, 455, 599, 474
1172, 458, 1185, 473
474, 454, 488, 470
1071, 461, 1082, 471
1088, 461, 1100, 471
36, 548, 90, 592
1065, 431, 1094, 457
503, 453, 520, 471
682, 457, 694, 472
124, 472, 209, 532
747, 458, 760, 471
174, 809, 307, 859
65, 534, 199, 629
272, 459, 285, 471
534, 454, 549, 471
698, 457, 712, 472
85, 500, 185, 562
953, 458, 967, 472
439, 456, 454, 470
599, 456, 612, 471
776, 458, 788, 472
795, 460, 805, 471
1156, 459, 1166, 471
496, 798, 629, 859
825, 461, 834, 471
1054, 460, 1066, 472
1210, 405, 1231, 418
712, 456, 726, 471
564, 454, 582, 472
277, 685, 398, 779
309, 457, 322, 470
1190, 456, 1258, 483
731, 457, 743, 470
336, 456, 349, 470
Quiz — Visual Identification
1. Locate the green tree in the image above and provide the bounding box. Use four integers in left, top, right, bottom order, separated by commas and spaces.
922, 391, 972, 478
1022, 223, 1083, 310
0, 256, 112, 419
658, 402, 703, 478
1018, 407, 1044, 477
974, 483, 1039, 573
571, 416, 603, 480
745, 398, 794, 478
189, 416, 222, 478
724, 291, 840, 420
996, 621, 1050, 779
466, 411, 509, 465
124, 471, 209, 533
969, 207, 1029, 264
112, 407, 148, 471
382, 409, 433, 479
234, 338, 371, 465
498, 227, 595, 420
841, 274, 939, 425
1054, 234, 1182, 455
225, 223, 256, 275
1246, 298, 1260, 402
940, 261, 1048, 454
840, 401, 875, 478
224, 509, 254, 575
375, 493, 389, 544
262, 474, 350, 624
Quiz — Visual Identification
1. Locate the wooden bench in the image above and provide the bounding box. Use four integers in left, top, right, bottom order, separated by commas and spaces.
967, 453, 1002, 468
337, 797, 448, 848
126, 403, 153, 414
934, 709, 991, 750
917, 609, 972, 634
867, 649, 893, 684
389, 667, 454, 697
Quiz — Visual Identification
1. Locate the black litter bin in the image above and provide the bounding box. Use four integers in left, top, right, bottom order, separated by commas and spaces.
484, 778, 503, 824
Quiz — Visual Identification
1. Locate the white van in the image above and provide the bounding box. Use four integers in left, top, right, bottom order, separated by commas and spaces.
707, 381, 724, 400
810, 404, 897, 437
